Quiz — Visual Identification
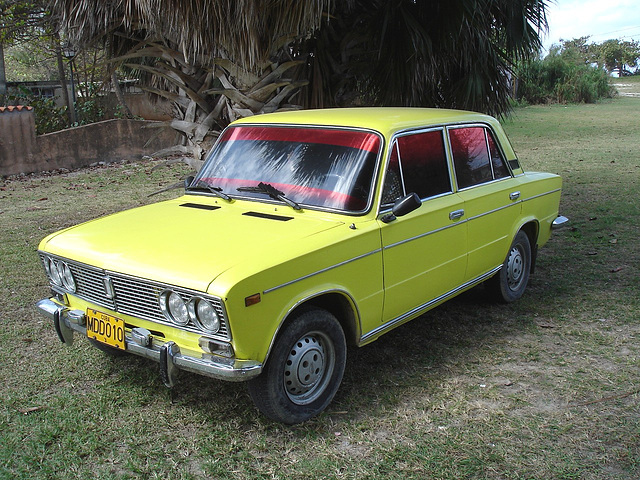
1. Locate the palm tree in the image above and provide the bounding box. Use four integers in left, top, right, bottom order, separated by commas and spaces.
49, 0, 548, 166
301, 0, 548, 114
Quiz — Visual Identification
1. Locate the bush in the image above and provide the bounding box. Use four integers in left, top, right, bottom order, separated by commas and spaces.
6, 85, 120, 134
7, 87, 68, 135
515, 55, 614, 105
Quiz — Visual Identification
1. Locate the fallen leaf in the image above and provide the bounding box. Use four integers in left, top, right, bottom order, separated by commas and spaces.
609, 238, 618, 244
19, 406, 46, 415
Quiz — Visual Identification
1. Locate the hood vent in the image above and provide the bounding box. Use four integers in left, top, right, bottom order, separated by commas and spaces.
243, 211, 293, 221
180, 203, 221, 211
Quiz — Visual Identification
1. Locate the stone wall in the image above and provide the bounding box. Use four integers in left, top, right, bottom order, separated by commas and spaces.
0, 108, 175, 177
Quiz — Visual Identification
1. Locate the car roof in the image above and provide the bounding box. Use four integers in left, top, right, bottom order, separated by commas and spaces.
231, 107, 498, 137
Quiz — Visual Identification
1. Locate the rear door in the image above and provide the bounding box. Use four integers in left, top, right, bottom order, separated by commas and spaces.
447, 125, 521, 281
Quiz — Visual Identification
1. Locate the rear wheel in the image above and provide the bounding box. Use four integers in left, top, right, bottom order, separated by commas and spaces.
247, 308, 346, 424
488, 230, 532, 303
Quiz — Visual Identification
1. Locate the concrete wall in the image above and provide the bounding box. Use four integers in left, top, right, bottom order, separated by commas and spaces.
0, 108, 176, 177
0, 106, 37, 175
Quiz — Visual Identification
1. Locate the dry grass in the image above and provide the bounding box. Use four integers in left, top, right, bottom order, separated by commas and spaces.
0, 95, 639, 479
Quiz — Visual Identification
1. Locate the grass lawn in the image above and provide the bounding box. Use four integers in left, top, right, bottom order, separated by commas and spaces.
1, 94, 639, 479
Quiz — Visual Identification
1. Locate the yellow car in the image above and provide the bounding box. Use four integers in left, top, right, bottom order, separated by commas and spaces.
36, 108, 567, 424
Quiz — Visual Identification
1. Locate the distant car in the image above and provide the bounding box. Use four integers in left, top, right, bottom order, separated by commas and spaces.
36, 108, 567, 423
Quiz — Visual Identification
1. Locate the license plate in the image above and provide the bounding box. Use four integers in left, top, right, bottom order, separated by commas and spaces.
86, 308, 126, 350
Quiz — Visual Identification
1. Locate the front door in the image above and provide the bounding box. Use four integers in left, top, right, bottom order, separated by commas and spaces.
378, 129, 468, 324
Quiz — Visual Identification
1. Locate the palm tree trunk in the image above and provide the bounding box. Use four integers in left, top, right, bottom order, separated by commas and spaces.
111, 71, 134, 118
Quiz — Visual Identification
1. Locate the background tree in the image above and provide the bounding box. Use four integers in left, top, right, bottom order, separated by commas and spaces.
0, 1, 48, 97
0, 0, 77, 124
593, 39, 640, 77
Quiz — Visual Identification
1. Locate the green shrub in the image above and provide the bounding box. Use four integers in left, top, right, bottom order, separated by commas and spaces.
7, 87, 68, 135
6, 85, 119, 134
515, 55, 614, 105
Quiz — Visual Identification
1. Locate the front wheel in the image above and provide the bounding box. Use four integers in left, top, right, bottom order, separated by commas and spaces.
487, 230, 532, 303
247, 308, 346, 424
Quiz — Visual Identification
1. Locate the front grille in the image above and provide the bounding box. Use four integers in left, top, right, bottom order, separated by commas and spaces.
39, 253, 230, 340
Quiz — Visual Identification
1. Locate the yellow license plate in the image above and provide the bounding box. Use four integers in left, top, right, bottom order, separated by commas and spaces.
86, 308, 126, 350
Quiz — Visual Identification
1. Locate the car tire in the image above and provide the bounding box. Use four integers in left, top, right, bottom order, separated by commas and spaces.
247, 308, 346, 424
488, 230, 532, 303
89, 338, 127, 357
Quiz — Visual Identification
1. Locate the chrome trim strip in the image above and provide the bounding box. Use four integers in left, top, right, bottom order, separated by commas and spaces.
384, 220, 466, 250
360, 266, 501, 343
263, 249, 382, 294
454, 175, 512, 192
466, 200, 520, 222
522, 188, 561, 202
383, 188, 560, 253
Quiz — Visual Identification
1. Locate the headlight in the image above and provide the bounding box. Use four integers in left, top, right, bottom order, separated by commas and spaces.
189, 298, 220, 334
46, 258, 63, 287
159, 290, 190, 326
60, 262, 76, 292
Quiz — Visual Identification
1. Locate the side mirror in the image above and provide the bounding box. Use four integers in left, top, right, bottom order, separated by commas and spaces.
381, 192, 421, 223
184, 176, 194, 189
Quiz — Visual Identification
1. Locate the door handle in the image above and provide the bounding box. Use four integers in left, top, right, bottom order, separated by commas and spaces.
509, 191, 521, 201
449, 209, 465, 220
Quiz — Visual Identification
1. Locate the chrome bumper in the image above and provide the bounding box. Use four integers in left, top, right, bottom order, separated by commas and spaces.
36, 298, 262, 385
552, 215, 569, 229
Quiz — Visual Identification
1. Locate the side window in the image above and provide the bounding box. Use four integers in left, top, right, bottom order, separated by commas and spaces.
487, 131, 509, 179
381, 143, 404, 204
449, 127, 493, 189
382, 130, 452, 205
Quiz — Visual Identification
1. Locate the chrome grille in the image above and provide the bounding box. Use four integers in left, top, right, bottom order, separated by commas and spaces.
70, 262, 116, 310
39, 253, 230, 340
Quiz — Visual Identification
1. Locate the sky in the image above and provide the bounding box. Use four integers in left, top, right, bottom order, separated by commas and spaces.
543, 0, 640, 50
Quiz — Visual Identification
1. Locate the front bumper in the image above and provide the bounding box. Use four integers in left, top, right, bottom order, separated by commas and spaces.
36, 298, 262, 386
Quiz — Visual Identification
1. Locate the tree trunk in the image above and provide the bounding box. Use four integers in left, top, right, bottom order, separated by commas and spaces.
0, 41, 6, 101
111, 71, 134, 118
53, 36, 74, 126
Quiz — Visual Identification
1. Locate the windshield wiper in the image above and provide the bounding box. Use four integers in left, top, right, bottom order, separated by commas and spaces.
236, 182, 301, 210
187, 181, 232, 201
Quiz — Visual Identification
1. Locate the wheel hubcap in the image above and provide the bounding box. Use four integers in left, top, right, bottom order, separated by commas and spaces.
284, 332, 334, 405
506, 246, 524, 290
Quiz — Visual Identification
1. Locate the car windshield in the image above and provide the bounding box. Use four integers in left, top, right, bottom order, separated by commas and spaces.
193, 125, 382, 212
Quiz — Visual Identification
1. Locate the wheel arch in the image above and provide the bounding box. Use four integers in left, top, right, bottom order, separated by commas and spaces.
516, 219, 539, 273
264, 290, 360, 366
287, 290, 360, 346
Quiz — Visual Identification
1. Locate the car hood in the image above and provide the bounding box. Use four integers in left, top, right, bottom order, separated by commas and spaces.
40, 196, 345, 292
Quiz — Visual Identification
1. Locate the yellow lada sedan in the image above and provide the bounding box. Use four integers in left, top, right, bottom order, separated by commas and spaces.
36, 108, 567, 424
